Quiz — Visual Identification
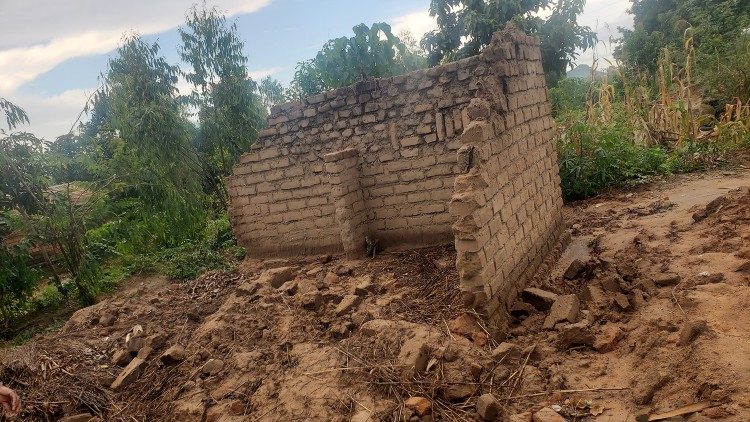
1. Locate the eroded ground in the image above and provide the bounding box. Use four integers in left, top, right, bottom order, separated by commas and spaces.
1, 169, 749, 422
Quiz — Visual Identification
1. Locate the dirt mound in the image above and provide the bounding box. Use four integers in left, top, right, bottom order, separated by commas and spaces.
2, 174, 750, 421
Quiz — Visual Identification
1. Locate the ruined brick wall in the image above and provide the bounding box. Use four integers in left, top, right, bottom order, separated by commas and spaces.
448, 30, 565, 329
228, 28, 564, 325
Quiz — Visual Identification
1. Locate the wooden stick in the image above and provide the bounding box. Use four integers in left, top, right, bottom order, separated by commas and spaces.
502, 386, 631, 400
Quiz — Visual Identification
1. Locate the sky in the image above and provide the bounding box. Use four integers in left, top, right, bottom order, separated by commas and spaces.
0, 0, 632, 140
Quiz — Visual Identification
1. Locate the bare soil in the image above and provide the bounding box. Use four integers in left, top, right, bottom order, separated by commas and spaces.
1, 168, 749, 421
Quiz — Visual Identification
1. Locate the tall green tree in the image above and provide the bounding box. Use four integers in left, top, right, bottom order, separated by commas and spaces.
421, 0, 596, 86
257, 76, 286, 111
617, 0, 750, 106
104, 35, 206, 247
288, 23, 427, 99
179, 5, 265, 181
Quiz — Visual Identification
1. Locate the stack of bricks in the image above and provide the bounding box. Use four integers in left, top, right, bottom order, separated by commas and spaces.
227, 24, 565, 327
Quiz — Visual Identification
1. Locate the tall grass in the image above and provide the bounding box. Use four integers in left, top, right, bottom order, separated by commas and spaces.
552, 33, 750, 201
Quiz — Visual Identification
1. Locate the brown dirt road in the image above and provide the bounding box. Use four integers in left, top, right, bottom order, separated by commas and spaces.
1, 168, 749, 421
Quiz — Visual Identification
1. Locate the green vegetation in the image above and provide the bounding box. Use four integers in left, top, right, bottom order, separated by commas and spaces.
288, 23, 427, 99
421, 0, 596, 85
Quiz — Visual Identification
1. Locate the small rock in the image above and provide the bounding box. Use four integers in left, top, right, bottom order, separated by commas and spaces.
600, 274, 623, 293
678, 319, 708, 346
335, 264, 354, 276
616, 262, 638, 281
593, 324, 625, 353
532, 406, 566, 422
111, 357, 148, 391
111, 349, 132, 366
653, 273, 681, 286
491, 342, 521, 362
320, 254, 333, 264
145, 333, 167, 350
399, 338, 431, 373
522, 288, 559, 311
510, 301, 537, 318
442, 384, 475, 402
258, 266, 296, 288
404, 396, 432, 416
136, 346, 153, 360
160, 345, 187, 365
697, 272, 725, 284
279, 280, 298, 295
629, 289, 647, 309
323, 272, 339, 284
563, 259, 586, 279
126, 336, 145, 355
305, 266, 323, 277
229, 400, 246, 415
236, 281, 260, 296
201, 358, 224, 376
99, 313, 116, 327
334, 295, 362, 316
613, 293, 631, 310
352, 275, 376, 296
543, 294, 579, 330
476, 393, 500, 421
60, 414, 94, 422
555, 322, 595, 350
579, 284, 607, 306
262, 258, 290, 269
448, 313, 488, 345
300, 290, 323, 310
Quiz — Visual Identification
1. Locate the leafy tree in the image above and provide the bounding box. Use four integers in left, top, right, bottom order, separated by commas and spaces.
288, 23, 427, 99
179, 5, 266, 180
617, 0, 750, 106
420, 0, 596, 86
104, 35, 206, 247
0, 98, 29, 132
257, 76, 286, 111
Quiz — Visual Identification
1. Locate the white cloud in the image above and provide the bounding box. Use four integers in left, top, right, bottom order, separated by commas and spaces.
4, 88, 95, 140
0, 0, 272, 92
392, 11, 437, 39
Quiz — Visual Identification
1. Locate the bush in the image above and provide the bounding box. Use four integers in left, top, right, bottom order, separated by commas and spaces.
549, 77, 590, 117
557, 113, 671, 201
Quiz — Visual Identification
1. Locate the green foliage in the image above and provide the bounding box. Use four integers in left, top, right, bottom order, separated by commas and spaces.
557, 114, 670, 200
105, 36, 207, 246
0, 244, 39, 324
421, 0, 596, 86
288, 23, 427, 99
179, 5, 266, 179
549, 77, 589, 117
0, 98, 29, 131
257, 76, 286, 111
617, 0, 750, 108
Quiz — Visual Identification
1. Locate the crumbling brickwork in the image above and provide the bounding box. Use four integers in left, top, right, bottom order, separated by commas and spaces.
228, 26, 564, 324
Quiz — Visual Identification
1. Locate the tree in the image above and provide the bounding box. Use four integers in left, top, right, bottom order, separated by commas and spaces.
179, 5, 266, 180
617, 0, 750, 106
257, 76, 286, 111
420, 0, 596, 86
0, 98, 29, 132
105, 35, 206, 246
288, 23, 427, 99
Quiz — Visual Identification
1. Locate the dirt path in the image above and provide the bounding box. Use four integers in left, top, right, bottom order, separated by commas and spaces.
1, 169, 748, 421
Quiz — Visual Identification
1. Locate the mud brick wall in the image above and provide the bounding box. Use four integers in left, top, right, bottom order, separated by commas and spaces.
228, 26, 564, 325
448, 31, 565, 329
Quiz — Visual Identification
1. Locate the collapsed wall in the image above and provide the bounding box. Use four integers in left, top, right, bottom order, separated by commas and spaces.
227, 25, 564, 325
